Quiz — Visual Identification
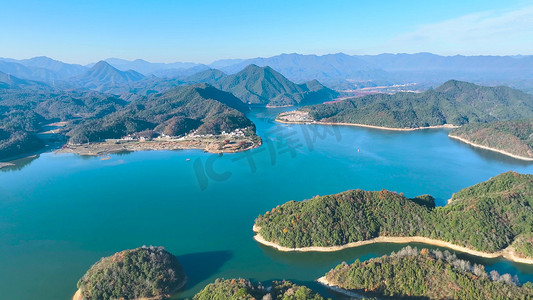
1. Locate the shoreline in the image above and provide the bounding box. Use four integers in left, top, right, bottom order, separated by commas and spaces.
0, 162, 15, 169
317, 276, 369, 299
252, 229, 533, 265
449, 134, 533, 161
56, 137, 261, 157
276, 118, 459, 131
266, 104, 294, 108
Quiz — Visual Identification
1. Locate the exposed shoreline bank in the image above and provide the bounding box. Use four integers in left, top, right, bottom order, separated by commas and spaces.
0, 162, 15, 169
317, 276, 368, 299
252, 227, 533, 264
449, 134, 533, 161
56, 136, 261, 157
276, 118, 459, 131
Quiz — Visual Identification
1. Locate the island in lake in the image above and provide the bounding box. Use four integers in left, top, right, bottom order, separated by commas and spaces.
320, 246, 533, 299
193, 278, 327, 300
277, 80, 533, 130
254, 171, 533, 263
74, 246, 186, 300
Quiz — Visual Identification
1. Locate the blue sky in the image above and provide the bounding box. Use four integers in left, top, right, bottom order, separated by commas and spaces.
0, 0, 531, 64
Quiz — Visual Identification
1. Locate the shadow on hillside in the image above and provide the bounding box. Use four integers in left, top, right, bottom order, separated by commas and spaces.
178, 250, 233, 290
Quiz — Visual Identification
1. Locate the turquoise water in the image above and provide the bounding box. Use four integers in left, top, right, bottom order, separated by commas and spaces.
1, 107, 533, 299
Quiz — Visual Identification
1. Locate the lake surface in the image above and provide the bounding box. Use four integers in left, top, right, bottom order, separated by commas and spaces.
1, 107, 533, 299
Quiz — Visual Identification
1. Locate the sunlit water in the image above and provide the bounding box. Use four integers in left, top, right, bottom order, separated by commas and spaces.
1, 107, 533, 299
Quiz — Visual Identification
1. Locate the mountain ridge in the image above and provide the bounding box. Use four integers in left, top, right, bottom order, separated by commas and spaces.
213, 64, 338, 106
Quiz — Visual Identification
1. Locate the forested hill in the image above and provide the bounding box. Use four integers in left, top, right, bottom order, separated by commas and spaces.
0, 86, 127, 159
214, 64, 338, 107
76, 246, 186, 300
324, 246, 533, 299
193, 279, 327, 300
255, 171, 533, 257
68, 83, 257, 144
450, 121, 533, 159
294, 80, 533, 128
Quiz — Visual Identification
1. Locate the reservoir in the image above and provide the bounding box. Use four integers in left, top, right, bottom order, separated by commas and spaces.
1, 108, 533, 299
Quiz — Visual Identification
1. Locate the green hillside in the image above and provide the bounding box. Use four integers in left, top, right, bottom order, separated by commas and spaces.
214, 64, 338, 106
193, 279, 327, 300
324, 246, 533, 299
291, 80, 533, 128
255, 171, 533, 256
77, 246, 186, 300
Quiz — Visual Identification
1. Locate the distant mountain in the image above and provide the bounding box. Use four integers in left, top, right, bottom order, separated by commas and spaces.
0, 71, 49, 90
287, 80, 533, 128
15, 56, 87, 78
182, 68, 226, 84
0, 56, 87, 81
208, 58, 246, 69
98, 58, 201, 75
214, 64, 338, 106
0, 60, 60, 82
218, 53, 387, 86
73, 61, 145, 92
151, 64, 211, 78
208, 53, 533, 91
357, 53, 533, 88
68, 83, 256, 143
4, 53, 533, 92
359, 53, 533, 73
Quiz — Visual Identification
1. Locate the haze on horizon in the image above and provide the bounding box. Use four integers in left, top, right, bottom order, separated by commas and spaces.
1, 0, 532, 64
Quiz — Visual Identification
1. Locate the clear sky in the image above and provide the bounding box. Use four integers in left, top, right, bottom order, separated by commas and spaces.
0, 0, 532, 64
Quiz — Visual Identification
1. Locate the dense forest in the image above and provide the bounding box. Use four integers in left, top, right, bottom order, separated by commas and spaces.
450, 121, 533, 159
255, 171, 533, 256
297, 80, 533, 128
77, 246, 186, 300
193, 278, 327, 300
324, 246, 533, 299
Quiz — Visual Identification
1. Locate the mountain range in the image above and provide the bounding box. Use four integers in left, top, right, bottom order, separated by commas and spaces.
72, 63, 338, 106
2, 53, 533, 92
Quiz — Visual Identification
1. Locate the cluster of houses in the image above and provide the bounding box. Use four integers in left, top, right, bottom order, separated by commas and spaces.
119, 128, 247, 142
